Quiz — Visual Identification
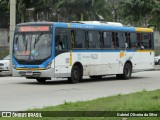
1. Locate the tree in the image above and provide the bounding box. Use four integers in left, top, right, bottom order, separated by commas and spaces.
119, 0, 159, 27
54, 0, 111, 22
17, 0, 43, 22
88, 0, 112, 21
0, 0, 9, 28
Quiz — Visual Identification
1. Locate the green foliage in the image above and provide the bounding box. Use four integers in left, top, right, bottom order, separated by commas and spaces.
0, 0, 9, 28
119, 0, 160, 29
1, 0, 160, 29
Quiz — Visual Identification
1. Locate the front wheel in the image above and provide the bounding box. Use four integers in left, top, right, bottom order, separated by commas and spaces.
36, 78, 46, 83
158, 60, 160, 65
116, 63, 132, 80
68, 65, 82, 84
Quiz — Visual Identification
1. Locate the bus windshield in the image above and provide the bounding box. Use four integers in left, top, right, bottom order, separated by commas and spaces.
13, 32, 52, 61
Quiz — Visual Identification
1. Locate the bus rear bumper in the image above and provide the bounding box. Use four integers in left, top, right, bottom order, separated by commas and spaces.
12, 68, 55, 78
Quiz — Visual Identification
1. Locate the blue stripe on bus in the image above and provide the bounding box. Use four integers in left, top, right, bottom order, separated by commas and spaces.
54, 22, 136, 32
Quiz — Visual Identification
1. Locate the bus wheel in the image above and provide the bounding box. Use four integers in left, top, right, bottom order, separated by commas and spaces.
89, 76, 102, 79
68, 65, 82, 83
123, 63, 132, 79
36, 78, 46, 83
116, 63, 132, 80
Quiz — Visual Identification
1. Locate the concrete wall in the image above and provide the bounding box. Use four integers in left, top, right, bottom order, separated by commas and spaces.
154, 31, 160, 49
0, 29, 9, 48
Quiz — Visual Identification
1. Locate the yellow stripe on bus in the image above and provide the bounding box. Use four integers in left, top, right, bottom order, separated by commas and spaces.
136, 50, 154, 52
135, 28, 153, 32
70, 50, 72, 66
16, 68, 45, 70
68, 23, 70, 28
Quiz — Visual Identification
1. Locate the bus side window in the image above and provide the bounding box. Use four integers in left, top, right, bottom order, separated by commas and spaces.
117, 32, 125, 49
130, 33, 137, 49
115, 32, 119, 48
111, 32, 116, 48
124, 32, 131, 49
55, 35, 68, 50
74, 30, 86, 48
143, 33, 149, 49
87, 31, 101, 48
71, 30, 75, 48
55, 28, 69, 51
149, 33, 153, 49
103, 32, 112, 48
137, 33, 144, 49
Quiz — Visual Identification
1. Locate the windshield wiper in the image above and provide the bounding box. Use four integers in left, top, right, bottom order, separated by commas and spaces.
34, 33, 42, 48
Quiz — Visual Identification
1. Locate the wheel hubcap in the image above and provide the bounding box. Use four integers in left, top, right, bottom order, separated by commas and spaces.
125, 66, 130, 77
73, 69, 79, 80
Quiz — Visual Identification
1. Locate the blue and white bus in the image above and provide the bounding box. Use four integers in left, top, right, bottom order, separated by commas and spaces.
12, 21, 154, 83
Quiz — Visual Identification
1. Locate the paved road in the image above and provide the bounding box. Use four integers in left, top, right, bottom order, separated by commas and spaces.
0, 71, 160, 111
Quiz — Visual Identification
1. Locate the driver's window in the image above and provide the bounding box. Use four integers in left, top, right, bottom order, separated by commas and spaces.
55, 29, 68, 51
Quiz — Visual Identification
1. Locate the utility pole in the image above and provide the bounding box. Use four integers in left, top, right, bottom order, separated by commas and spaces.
92, 0, 94, 20
10, 0, 16, 74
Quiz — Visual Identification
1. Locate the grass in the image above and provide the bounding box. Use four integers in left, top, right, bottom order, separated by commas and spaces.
1, 89, 160, 120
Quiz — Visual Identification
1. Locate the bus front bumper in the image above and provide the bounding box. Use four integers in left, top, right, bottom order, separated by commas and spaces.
12, 68, 55, 78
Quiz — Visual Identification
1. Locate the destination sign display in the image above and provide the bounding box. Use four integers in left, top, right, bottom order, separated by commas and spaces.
18, 26, 50, 32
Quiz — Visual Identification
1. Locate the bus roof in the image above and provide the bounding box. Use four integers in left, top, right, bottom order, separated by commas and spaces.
17, 22, 153, 33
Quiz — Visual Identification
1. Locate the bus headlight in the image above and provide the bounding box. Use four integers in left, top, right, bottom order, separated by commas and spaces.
45, 62, 52, 70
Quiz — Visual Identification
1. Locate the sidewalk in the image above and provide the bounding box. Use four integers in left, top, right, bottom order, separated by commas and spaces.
0, 71, 12, 76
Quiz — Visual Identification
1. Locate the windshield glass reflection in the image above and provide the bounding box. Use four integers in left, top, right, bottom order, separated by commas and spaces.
13, 33, 52, 61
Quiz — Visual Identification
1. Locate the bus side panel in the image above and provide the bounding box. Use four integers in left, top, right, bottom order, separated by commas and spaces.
102, 51, 120, 75
117, 51, 135, 74
72, 51, 103, 76
117, 50, 154, 73
131, 51, 154, 72
54, 52, 71, 78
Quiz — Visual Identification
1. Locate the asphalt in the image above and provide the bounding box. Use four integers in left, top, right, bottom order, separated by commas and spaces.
0, 71, 160, 111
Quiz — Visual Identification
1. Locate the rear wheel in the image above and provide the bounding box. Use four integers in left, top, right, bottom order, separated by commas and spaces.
158, 60, 160, 65
116, 63, 132, 80
89, 75, 102, 79
68, 65, 82, 83
36, 78, 46, 83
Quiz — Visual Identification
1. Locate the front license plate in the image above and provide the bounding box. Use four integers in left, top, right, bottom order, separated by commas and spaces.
26, 71, 33, 76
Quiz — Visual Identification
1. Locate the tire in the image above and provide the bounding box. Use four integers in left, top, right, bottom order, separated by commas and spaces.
116, 63, 132, 80
89, 75, 102, 79
36, 78, 46, 83
68, 65, 82, 83
158, 60, 160, 65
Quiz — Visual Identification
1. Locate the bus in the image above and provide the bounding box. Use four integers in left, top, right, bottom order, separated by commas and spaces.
12, 21, 154, 83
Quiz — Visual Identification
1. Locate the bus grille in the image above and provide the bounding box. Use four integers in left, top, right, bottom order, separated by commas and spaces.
18, 71, 41, 77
